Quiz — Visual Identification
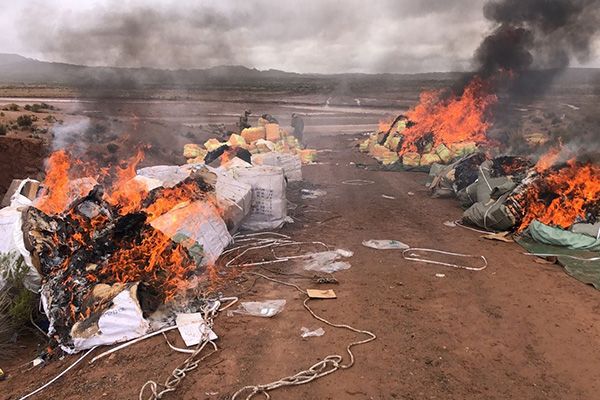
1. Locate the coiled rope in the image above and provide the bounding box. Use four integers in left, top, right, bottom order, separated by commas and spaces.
231, 272, 376, 400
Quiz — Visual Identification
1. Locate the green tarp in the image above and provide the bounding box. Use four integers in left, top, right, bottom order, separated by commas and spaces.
517, 221, 600, 289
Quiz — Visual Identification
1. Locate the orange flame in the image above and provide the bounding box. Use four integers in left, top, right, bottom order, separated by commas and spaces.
35, 150, 73, 214
517, 161, 600, 231
34, 148, 222, 312
104, 149, 148, 214
400, 77, 497, 154
534, 141, 573, 173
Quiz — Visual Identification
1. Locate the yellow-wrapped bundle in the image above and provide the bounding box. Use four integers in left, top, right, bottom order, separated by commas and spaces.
286, 136, 300, 148
384, 135, 401, 152
450, 141, 477, 157
186, 154, 207, 164
183, 143, 203, 159
265, 123, 281, 141
299, 149, 317, 164
435, 144, 453, 164
381, 152, 399, 165
241, 127, 266, 143
227, 133, 247, 148
370, 144, 389, 159
204, 138, 225, 152
359, 139, 370, 153
420, 152, 442, 166
402, 152, 421, 167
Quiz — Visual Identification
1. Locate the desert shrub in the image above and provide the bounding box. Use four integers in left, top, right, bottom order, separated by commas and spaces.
16, 115, 34, 127
43, 115, 56, 123
0, 254, 38, 361
5, 103, 19, 111
0, 124, 6, 135
0, 111, 4, 117
24, 103, 53, 113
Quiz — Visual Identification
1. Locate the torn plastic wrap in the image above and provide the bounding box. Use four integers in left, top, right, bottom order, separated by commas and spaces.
0, 181, 41, 292
229, 300, 286, 317
42, 283, 150, 353
150, 201, 232, 265
301, 249, 353, 273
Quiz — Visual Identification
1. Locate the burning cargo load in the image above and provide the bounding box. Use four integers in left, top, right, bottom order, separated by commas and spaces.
0, 144, 293, 352
16, 150, 233, 351
428, 150, 600, 245
361, 78, 496, 167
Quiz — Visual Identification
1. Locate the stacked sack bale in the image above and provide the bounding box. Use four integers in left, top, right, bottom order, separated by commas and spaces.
359, 117, 479, 168
183, 122, 318, 165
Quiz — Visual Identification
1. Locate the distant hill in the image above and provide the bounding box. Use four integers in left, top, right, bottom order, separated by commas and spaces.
0, 53, 466, 87
0, 53, 596, 93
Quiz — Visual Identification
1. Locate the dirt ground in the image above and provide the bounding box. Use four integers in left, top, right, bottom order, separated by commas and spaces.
3, 119, 600, 399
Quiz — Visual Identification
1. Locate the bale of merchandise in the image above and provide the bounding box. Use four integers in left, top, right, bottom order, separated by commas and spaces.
183, 120, 317, 166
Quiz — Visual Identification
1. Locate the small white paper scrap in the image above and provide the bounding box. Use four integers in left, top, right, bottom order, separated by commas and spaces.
176, 313, 218, 347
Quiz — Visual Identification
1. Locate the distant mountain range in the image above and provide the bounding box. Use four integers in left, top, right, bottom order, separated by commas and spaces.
0, 53, 597, 88
0, 53, 467, 87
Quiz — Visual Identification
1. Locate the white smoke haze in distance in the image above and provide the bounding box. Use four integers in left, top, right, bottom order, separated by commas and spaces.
0, 0, 506, 73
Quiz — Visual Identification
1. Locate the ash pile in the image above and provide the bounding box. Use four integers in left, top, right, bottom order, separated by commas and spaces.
0, 146, 293, 353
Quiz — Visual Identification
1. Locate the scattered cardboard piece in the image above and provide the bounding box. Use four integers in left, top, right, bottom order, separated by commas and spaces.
481, 231, 514, 243
21, 180, 40, 200
1, 179, 40, 207
1, 179, 23, 207
307, 289, 337, 299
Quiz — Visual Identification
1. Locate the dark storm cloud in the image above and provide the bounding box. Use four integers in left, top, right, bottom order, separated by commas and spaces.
16, 0, 492, 73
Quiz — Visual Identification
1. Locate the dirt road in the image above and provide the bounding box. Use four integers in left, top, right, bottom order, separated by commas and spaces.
3, 129, 600, 400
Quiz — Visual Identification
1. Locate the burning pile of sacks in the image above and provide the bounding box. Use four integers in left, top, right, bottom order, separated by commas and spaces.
428, 152, 600, 248
359, 117, 478, 167
0, 146, 300, 353
183, 122, 317, 165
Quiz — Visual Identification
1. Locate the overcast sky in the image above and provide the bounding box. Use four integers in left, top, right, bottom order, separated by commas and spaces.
1, 0, 598, 73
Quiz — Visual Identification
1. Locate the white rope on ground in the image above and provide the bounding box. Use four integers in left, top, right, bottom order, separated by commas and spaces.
402, 248, 488, 271
231, 272, 376, 400
341, 179, 375, 186
453, 219, 495, 235
224, 236, 331, 268
89, 325, 178, 364
522, 252, 600, 262
139, 340, 218, 400
139, 302, 220, 400
17, 346, 97, 400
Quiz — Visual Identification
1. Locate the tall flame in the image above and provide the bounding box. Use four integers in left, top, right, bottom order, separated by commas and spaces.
35, 150, 72, 214
400, 77, 497, 154
105, 149, 148, 214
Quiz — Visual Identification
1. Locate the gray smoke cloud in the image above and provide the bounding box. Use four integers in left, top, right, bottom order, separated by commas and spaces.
473, 0, 600, 82
15, 0, 490, 73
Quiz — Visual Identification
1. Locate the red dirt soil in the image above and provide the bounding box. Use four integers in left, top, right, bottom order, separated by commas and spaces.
2, 132, 600, 400
0, 137, 47, 196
